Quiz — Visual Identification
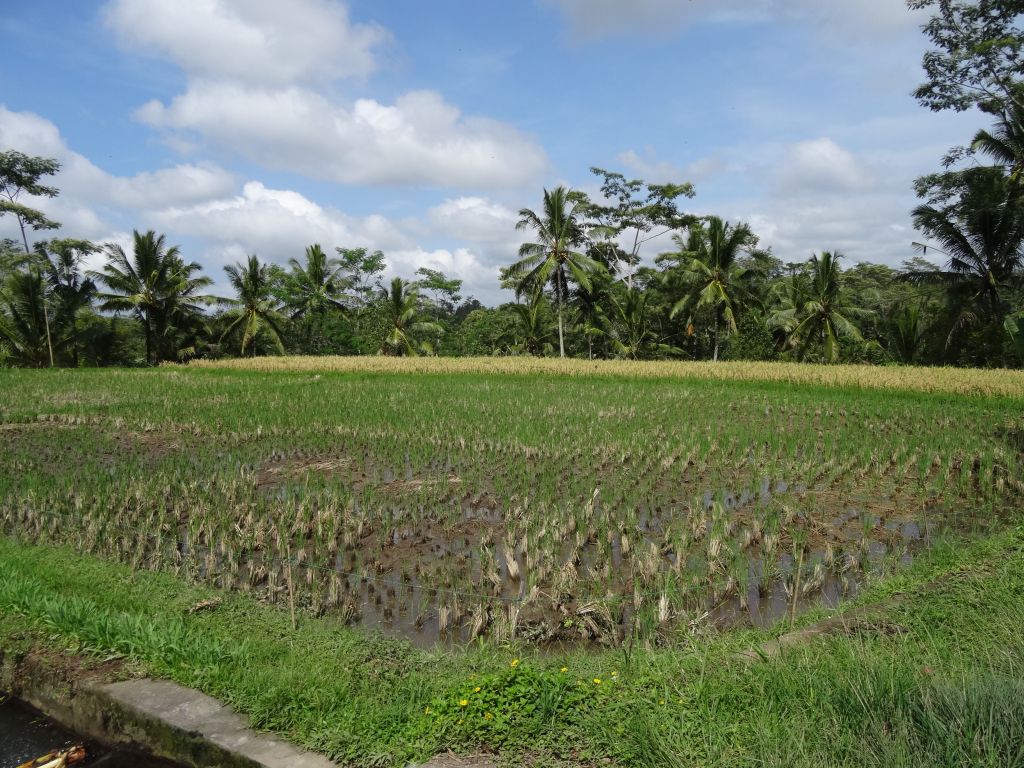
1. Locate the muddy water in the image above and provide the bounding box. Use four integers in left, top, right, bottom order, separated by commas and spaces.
0, 697, 179, 768
176, 467, 942, 647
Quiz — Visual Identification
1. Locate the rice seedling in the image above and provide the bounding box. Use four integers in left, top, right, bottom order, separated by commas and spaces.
0, 359, 1019, 645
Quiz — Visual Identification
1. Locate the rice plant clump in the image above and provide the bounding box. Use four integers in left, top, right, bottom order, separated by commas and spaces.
0, 361, 1019, 646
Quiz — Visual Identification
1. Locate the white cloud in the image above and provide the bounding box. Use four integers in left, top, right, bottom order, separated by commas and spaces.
774, 138, 871, 194
0, 106, 235, 242
138, 83, 547, 188
0, 106, 517, 301
104, 0, 387, 84
545, 0, 924, 40
618, 147, 725, 184
104, 0, 547, 189
426, 197, 519, 243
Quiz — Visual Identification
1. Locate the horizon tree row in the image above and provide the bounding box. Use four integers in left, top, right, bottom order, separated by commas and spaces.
2, 0, 1024, 368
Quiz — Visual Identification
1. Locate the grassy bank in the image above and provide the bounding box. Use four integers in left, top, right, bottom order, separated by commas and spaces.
2, 527, 1024, 767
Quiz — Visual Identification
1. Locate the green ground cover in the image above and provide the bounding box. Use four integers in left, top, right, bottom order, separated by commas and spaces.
1, 361, 1022, 765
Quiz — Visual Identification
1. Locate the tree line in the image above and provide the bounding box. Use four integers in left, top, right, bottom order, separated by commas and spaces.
1, 0, 1022, 369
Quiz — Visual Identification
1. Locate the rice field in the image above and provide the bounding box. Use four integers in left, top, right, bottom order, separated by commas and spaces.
1, 358, 1021, 647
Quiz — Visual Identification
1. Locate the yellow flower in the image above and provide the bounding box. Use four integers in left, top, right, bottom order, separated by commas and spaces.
611, 670, 618, 677
459, 699, 469, 707
474, 686, 481, 693
593, 678, 602, 685
510, 658, 520, 668
484, 712, 493, 720
560, 666, 568, 673
659, 699, 666, 706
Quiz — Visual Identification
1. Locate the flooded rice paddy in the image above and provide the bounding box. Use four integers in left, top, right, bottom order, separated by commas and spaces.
0, 369, 1019, 646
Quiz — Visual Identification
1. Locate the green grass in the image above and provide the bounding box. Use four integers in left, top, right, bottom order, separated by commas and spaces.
2, 526, 1024, 766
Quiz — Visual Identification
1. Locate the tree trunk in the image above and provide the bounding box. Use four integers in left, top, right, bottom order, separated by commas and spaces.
144, 313, 152, 366
42, 302, 54, 368
20, 227, 54, 368
712, 308, 720, 362
556, 268, 565, 358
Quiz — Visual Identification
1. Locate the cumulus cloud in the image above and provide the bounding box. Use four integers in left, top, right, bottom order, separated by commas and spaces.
104, 0, 547, 189
426, 197, 519, 243
154, 183, 511, 298
1, 106, 518, 301
137, 84, 547, 187
545, 0, 924, 40
103, 0, 388, 84
774, 138, 871, 194
0, 106, 235, 242
618, 147, 725, 184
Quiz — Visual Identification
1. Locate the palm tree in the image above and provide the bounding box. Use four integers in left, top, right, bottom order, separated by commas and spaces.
507, 290, 554, 356
220, 255, 286, 356
909, 169, 1024, 327
91, 230, 213, 364
667, 217, 756, 362
379, 277, 442, 356
287, 243, 347, 315
888, 305, 929, 364
0, 267, 53, 367
770, 251, 863, 363
609, 287, 678, 360
38, 238, 98, 366
973, 104, 1024, 179
505, 187, 603, 357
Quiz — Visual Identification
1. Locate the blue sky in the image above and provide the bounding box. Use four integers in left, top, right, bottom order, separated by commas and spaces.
0, 0, 982, 302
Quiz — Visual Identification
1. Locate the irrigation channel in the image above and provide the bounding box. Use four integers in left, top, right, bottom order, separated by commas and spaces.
0, 696, 181, 768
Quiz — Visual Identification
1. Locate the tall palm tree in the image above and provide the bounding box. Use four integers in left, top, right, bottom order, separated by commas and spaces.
286, 244, 347, 317
909, 168, 1024, 327
505, 186, 603, 357
284, 243, 348, 352
38, 238, 97, 366
220, 255, 286, 356
667, 217, 756, 362
0, 267, 53, 367
379, 277, 442, 356
770, 251, 863, 363
91, 230, 213, 364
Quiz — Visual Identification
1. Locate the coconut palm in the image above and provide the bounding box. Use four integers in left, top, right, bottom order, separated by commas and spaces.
609, 287, 678, 360
973, 103, 1024, 179
91, 230, 213, 364
286, 244, 347, 318
507, 290, 554, 356
667, 217, 757, 362
0, 267, 53, 367
220, 255, 286, 356
770, 251, 863, 363
888, 304, 929, 364
379, 277, 442, 356
37, 238, 98, 365
505, 186, 603, 357
909, 168, 1024, 327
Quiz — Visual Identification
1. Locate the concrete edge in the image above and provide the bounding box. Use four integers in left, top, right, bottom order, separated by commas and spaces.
0, 648, 334, 768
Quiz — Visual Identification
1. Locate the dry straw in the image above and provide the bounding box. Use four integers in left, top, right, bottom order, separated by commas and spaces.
184, 356, 1024, 399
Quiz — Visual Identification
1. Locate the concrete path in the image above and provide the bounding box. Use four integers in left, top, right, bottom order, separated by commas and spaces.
102, 678, 336, 768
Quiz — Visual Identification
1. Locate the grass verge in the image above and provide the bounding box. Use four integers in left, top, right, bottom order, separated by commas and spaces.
2, 523, 1024, 767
